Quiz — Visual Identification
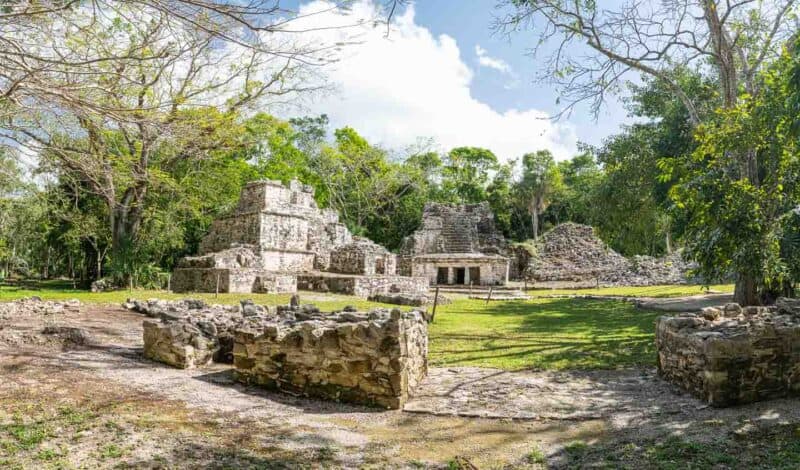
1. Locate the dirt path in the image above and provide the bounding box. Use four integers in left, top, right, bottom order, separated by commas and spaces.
4, 304, 800, 469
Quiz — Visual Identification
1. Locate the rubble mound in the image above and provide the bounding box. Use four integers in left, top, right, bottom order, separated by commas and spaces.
0, 297, 81, 319
529, 223, 629, 284
0, 298, 85, 348
529, 223, 694, 286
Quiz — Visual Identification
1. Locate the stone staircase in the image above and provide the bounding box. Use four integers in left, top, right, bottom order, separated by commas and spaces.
438, 214, 474, 252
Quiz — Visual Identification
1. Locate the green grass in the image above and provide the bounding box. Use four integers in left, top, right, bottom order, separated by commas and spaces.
529, 284, 733, 298
3, 280, 675, 371
429, 297, 660, 370
564, 427, 800, 469
0, 281, 389, 311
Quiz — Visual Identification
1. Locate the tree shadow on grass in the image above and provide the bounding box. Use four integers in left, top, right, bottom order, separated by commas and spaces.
431, 298, 662, 370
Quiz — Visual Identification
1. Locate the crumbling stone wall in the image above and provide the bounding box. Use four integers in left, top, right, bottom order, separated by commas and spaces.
399, 202, 508, 260
127, 299, 429, 409
234, 307, 428, 409
296, 273, 428, 298
329, 237, 397, 275
656, 299, 800, 407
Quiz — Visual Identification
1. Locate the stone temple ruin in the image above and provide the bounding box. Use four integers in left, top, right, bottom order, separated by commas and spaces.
172, 180, 427, 298
656, 298, 800, 407
128, 299, 428, 409
398, 202, 510, 286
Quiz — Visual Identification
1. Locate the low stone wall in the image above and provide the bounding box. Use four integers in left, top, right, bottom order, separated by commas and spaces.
127, 299, 429, 409
171, 268, 296, 294
656, 300, 800, 406
296, 273, 428, 298
233, 307, 428, 409
131, 298, 269, 368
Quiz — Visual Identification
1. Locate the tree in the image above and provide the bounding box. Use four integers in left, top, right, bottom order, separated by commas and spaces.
1, 2, 330, 279
498, 0, 797, 304
520, 150, 562, 241
441, 147, 499, 203
669, 41, 800, 302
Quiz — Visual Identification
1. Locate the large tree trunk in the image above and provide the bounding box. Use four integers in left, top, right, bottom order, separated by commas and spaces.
733, 273, 760, 306
532, 209, 539, 242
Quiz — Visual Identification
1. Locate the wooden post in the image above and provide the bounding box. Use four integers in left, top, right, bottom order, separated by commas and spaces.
129, 276, 133, 293
167, 274, 172, 292
469, 281, 473, 296
430, 286, 440, 323
486, 286, 493, 304
215, 272, 221, 299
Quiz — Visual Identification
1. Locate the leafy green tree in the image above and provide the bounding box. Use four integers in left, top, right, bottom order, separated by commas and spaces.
441, 147, 499, 203
520, 150, 562, 241
670, 42, 800, 303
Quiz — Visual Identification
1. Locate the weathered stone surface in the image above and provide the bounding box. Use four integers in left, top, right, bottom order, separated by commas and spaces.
529, 223, 696, 286
329, 237, 397, 275
233, 307, 428, 409
0, 297, 81, 319
368, 292, 451, 307
128, 298, 265, 367
296, 273, 428, 298
399, 203, 511, 286
127, 299, 429, 408
656, 300, 800, 406
172, 180, 425, 296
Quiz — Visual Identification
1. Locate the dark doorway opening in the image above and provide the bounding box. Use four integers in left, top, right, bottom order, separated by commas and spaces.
436, 267, 449, 284
455, 267, 466, 285
469, 267, 480, 285
375, 258, 385, 274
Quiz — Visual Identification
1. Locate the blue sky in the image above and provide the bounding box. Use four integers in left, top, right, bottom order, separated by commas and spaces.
281, 0, 634, 161
411, 0, 630, 145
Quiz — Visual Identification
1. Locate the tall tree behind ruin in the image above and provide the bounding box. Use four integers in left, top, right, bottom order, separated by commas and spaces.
497, 0, 797, 304
520, 150, 562, 241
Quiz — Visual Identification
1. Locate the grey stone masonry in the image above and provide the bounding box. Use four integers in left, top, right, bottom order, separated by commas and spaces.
398, 202, 510, 286
126, 299, 429, 409
172, 180, 426, 295
233, 306, 428, 409
656, 299, 800, 407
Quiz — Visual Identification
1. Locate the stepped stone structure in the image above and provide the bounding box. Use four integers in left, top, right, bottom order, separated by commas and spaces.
399, 203, 510, 286
172, 180, 427, 297
127, 299, 428, 409
656, 299, 800, 407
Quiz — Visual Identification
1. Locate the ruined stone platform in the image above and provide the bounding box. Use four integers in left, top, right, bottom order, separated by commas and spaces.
656, 299, 800, 407
127, 299, 429, 409
296, 272, 428, 299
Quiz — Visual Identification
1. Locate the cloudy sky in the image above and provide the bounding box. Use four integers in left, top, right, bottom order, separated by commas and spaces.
281, 0, 631, 161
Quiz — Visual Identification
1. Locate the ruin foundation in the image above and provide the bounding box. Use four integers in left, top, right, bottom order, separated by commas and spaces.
656, 299, 800, 406
128, 299, 428, 409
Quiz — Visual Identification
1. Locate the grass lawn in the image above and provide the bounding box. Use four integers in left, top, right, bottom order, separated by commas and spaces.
0, 280, 389, 312
3, 280, 666, 371
529, 283, 734, 298
429, 297, 660, 370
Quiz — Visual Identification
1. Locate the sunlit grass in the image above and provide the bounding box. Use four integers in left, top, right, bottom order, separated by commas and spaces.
2, 280, 674, 371
429, 297, 661, 370
0, 282, 389, 311
528, 284, 734, 298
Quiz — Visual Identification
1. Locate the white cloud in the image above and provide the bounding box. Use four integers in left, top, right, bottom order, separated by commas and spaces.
475, 45, 512, 75
284, 0, 577, 161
